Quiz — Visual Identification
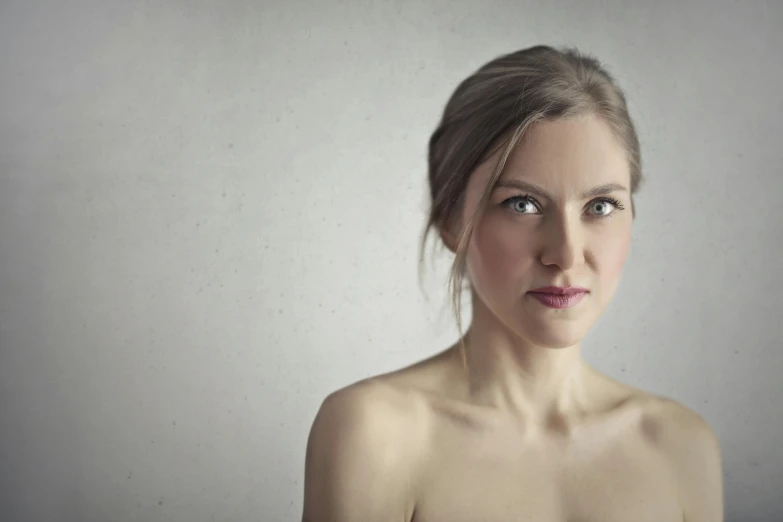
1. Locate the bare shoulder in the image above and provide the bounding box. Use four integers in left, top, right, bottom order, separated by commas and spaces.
302, 378, 426, 522
593, 374, 717, 448
310, 377, 428, 454
635, 393, 721, 455
633, 392, 724, 521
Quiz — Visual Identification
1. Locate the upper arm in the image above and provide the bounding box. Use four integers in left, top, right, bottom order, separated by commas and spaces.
655, 401, 724, 522
301, 384, 419, 522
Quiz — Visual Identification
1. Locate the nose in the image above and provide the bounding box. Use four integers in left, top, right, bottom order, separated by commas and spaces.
537, 214, 585, 271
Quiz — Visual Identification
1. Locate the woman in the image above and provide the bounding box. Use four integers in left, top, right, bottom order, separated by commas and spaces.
301, 45, 723, 522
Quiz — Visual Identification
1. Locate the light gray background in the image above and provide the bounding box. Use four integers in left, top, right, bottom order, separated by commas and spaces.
1, 1, 781, 521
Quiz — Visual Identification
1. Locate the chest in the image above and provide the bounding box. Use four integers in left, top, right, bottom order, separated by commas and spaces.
411, 420, 682, 522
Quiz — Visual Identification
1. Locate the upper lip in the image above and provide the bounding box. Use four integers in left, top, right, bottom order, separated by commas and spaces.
528, 286, 589, 295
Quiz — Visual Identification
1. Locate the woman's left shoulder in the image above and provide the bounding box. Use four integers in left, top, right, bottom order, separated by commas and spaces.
634, 393, 720, 453
599, 377, 719, 450
632, 393, 724, 518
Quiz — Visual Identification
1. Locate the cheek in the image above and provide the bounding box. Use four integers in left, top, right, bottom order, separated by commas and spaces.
467, 217, 533, 287
597, 227, 632, 283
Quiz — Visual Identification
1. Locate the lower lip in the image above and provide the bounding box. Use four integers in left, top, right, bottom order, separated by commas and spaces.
527, 292, 588, 309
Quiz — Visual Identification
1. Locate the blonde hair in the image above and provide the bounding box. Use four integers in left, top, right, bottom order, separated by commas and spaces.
418, 45, 644, 372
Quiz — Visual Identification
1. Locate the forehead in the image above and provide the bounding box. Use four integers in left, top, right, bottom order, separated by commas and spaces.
497, 115, 630, 187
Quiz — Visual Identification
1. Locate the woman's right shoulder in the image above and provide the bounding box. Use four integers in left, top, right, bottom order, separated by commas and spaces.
310, 377, 428, 453
302, 379, 425, 521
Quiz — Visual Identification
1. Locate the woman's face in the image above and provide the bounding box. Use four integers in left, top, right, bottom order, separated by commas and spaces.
459, 114, 634, 348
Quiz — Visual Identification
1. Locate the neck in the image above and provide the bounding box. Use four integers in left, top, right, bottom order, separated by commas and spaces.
452, 295, 594, 424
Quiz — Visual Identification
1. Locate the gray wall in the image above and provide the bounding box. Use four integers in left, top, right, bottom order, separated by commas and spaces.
1, 1, 781, 521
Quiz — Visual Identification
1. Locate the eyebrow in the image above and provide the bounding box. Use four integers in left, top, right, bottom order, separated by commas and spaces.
494, 180, 629, 200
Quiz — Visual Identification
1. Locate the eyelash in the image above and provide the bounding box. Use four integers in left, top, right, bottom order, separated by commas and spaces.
501, 195, 625, 217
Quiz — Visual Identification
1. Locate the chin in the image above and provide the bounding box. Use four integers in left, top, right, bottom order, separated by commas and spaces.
509, 313, 593, 349
524, 328, 586, 349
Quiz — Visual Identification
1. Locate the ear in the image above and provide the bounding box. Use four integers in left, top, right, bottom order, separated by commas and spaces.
438, 218, 460, 254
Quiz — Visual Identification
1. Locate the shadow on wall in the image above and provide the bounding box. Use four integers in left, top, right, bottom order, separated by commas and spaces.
1, 485, 175, 522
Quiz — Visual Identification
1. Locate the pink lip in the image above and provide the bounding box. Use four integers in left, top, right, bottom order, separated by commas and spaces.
529, 286, 589, 295
527, 286, 589, 309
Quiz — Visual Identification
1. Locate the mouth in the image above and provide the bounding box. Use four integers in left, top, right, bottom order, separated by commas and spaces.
528, 286, 589, 295
526, 287, 589, 309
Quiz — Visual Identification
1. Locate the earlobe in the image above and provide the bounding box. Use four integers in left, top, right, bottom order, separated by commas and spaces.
436, 207, 465, 254
438, 220, 461, 254
439, 227, 457, 253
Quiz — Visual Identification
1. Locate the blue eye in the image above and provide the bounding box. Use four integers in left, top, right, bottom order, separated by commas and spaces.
503, 195, 539, 214
588, 197, 624, 217
501, 195, 625, 217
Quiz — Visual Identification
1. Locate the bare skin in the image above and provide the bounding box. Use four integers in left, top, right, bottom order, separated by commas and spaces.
302, 115, 723, 522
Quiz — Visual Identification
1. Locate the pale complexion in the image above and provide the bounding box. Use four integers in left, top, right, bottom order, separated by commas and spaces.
302, 114, 723, 522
